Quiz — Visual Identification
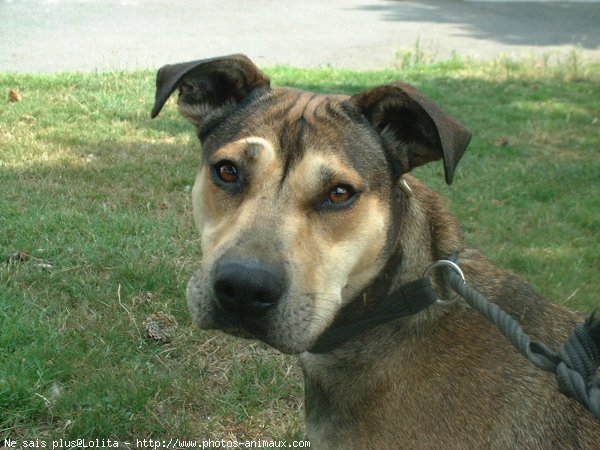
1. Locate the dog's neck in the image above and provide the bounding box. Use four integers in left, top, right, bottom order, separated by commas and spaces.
299, 177, 465, 444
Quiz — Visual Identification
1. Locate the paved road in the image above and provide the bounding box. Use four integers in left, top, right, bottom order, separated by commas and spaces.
0, 0, 599, 73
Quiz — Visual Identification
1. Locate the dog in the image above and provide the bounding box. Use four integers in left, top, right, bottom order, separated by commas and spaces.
151, 54, 599, 448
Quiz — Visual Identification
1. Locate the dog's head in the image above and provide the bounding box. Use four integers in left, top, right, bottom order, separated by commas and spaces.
152, 54, 470, 354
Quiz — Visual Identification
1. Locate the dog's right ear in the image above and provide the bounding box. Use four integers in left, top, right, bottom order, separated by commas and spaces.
150, 54, 270, 130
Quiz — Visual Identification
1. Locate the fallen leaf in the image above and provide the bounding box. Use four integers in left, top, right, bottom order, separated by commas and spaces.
8, 88, 21, 102
5, 251, 29, 265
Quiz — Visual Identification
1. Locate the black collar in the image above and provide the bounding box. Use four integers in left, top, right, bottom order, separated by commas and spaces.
309, 276, 438, 353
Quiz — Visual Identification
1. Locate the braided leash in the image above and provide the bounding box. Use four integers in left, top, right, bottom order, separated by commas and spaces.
438, 261, 600, 421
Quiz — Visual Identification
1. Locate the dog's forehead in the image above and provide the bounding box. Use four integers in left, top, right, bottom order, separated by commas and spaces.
204, 88, 391, 186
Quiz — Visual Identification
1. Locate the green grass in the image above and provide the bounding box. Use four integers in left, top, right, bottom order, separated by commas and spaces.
1, 57, 599, 441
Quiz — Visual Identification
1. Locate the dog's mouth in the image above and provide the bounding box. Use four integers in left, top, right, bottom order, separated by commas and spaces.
187, 264, 337, 354
211, 301, 324, 355
212, 306, 270, 342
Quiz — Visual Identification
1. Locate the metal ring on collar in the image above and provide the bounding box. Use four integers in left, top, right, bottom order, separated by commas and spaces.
423, 259, 466, 305
398, 177, 413, 198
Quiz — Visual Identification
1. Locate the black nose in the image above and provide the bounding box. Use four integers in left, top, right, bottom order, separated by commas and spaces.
213, 260, 286, 317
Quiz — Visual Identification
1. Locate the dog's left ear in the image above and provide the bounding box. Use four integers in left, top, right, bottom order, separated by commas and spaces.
347, 82, 471, 184
150, 54, 270, 129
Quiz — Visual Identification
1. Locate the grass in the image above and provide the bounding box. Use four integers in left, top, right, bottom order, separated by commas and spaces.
1, 56, 599, 442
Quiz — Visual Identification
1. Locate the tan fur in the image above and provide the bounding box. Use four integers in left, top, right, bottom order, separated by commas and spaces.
188, 131, 392, 352
188, 140, 599, 447
151, 57, 599, 448
301, 179, 599, 449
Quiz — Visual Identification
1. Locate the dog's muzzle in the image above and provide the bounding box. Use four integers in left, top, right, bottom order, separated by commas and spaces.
213, 259, 286, 319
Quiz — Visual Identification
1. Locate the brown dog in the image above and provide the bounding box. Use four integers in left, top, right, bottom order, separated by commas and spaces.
151, 54, 599, 448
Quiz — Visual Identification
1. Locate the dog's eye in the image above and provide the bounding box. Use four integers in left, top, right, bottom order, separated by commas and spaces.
327, 185, 356, 205
215, 161, 239, 183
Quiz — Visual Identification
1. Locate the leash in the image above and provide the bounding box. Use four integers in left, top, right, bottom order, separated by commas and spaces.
310, 255, 600, 421
441, 259, 600, 421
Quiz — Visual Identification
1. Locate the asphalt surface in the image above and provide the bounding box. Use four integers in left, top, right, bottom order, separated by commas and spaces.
0, 0, 599, 73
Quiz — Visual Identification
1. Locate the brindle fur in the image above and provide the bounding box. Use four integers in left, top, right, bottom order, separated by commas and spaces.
152, 55, 599, 449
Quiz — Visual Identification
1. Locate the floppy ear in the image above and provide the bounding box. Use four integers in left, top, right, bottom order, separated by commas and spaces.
347, 82, 471, 184
150, 54, 270, 130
